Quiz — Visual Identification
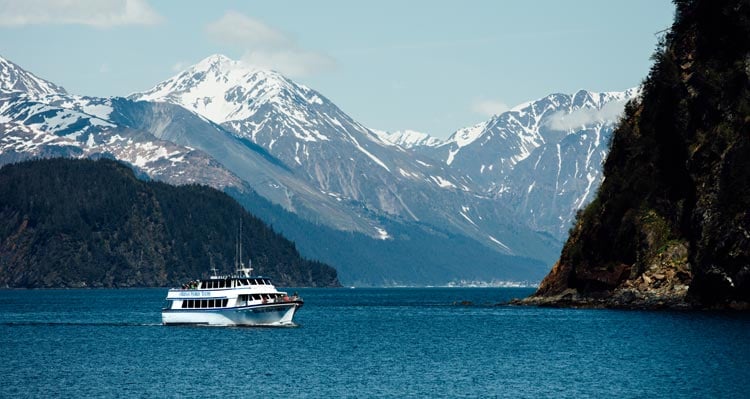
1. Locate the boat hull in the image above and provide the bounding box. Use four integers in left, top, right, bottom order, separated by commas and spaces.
162, 302, 301, 326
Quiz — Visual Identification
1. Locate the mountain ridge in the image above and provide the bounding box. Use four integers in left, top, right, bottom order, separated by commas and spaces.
1, 53, 636, 285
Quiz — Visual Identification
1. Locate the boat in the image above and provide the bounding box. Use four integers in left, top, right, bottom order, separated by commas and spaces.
161, 225, 303, 326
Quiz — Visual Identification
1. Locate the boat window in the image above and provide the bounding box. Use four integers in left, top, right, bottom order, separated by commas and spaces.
181, 301, 186, 309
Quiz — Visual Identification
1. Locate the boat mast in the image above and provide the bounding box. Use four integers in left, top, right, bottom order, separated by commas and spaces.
209, 253, 219, 279
235, 218, 253, 278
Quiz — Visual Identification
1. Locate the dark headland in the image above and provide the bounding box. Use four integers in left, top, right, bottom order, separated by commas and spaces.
0, 158, 340, 288
517, 0, 750, 310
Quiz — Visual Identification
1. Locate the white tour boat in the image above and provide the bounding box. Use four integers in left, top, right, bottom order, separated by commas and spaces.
162, 241, 303, 326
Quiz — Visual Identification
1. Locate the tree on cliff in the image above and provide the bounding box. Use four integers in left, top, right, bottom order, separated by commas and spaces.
530, 0, 750, 309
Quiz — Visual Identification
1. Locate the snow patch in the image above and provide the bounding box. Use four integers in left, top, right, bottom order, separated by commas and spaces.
488, 235, 513, 253
375, 227, 390, 240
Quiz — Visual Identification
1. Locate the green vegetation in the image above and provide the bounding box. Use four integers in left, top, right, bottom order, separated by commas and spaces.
0, 158, 339, 288
536, 0, 750, 307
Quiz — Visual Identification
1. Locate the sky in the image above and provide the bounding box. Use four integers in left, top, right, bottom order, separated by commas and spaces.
0, 0, 675, 138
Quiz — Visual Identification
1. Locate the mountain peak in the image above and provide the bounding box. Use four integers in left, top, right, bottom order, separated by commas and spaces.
0, 55, 67, 98
192, 53, 236, 71
130, 54, 312, 124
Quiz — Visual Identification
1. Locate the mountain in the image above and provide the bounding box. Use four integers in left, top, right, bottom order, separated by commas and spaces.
523, 0, 750, 309
129, 55, 472, 230
129, 55, 561, 271
408, 89, 640, 239
373, 129, 444, 149
0, 158, 339, 288
0, 57, 66, 99
0, 54, 556, 285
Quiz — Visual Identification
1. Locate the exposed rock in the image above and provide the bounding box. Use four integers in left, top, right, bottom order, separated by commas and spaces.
520, 0, 750, 310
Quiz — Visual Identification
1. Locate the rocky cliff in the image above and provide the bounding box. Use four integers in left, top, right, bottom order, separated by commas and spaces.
0, 158, 340, 288
523, 0, 750, 309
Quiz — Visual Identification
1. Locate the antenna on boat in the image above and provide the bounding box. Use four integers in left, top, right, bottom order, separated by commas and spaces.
235, 217, 253, 278
209, 254, 219, 279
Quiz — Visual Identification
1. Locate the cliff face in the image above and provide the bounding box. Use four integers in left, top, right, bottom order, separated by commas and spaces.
0, 158, 340, 288
527, 0, 750, 309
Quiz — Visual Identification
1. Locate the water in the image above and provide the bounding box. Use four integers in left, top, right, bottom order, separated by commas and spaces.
1, 288, 749, 398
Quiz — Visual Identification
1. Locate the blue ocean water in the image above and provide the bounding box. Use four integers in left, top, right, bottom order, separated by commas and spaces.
1, 287, 749, 398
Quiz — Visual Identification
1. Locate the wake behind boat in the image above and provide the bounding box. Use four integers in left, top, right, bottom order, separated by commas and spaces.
161, 224, 303, 326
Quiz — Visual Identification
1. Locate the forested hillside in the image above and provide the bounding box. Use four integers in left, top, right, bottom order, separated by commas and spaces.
526, 0, 750, 309
0, 158, 339, 288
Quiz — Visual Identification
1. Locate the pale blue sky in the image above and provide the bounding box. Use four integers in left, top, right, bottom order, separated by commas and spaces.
0, 0, 674, 138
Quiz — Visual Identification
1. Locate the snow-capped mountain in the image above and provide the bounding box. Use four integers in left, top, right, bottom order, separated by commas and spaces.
412, 88, 640, 239
0, 56, 67, 99
131, 55, 450, 211
373, 129, 444, 149
0, 95, 242, 190
129, 55, 558, 262
0, 55, 557, 285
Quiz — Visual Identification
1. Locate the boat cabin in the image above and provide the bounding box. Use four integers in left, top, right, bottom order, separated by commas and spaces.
198, 278, 273, 289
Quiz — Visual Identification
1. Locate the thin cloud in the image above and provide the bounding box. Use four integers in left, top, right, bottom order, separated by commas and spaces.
545, 100, 627, 131
0, 0, 163, 28
171, 61, 189, 72
205, 11, 334, 77
472, 99, 510, 117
